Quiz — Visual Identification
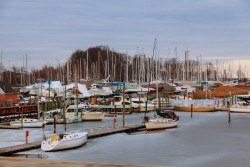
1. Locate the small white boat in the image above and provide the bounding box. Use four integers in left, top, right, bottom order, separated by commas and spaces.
10, 118, 46, 128
82, 109, 105, 121
145, 117, 178, 131
113, 96, 155, 112
41, 131, 88, 151
230, 95, 250, 113
230, 103, 250, 113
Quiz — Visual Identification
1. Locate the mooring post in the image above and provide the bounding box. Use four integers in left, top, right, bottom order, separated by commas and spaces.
228, 93, 231, 123
53, 114, 56, 133
138, 94, 141, 112
25, 131, 29, 144
191, 104, 193, 118
21, 107, 23, 130
113, 115, 116, 129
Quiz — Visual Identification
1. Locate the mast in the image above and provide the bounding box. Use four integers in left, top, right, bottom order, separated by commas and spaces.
155, 39, 159, 108
37, 79, 40, 119
107, 48, 109, 79
0, 50, 3, 81
175, 47, 178, 80
126, 51, 128, 83
26, 54, 28, 85
87, 50, 89, 80
145, 38, 157, 115
63, 72, 67, 132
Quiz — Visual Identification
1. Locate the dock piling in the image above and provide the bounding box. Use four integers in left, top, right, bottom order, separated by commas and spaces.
25, 131, 29, 144
191, 104, 193, 118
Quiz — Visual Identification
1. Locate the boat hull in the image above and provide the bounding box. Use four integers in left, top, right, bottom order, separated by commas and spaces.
10, 119, 46, 128
174, 106, 215, 112
41, 132, 88, 151
82, 112, 106, 121
145, 118, 178, 130
230, 106, 250, 113
136, 106, 155, 112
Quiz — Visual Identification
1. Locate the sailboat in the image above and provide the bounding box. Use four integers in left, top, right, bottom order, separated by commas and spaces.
144, 39, 179, 131
41, 131, 88, 151
10, 118, 46, 128
10, 80, 47, 128
41, 79, 88, 152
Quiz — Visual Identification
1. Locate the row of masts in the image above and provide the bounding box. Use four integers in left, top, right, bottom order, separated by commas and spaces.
0, 47, 249, 85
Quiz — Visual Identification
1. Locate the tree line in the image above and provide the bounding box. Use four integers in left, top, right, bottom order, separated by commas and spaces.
0, 46, 247, 86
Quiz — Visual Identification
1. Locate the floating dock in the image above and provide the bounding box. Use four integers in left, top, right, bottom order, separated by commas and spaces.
0, 124, 145, 155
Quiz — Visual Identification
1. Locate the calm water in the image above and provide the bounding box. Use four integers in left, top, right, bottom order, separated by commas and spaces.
2, 111, 250, 167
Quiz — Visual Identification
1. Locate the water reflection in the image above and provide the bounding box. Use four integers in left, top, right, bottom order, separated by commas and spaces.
145, 129, 166, 134
127, 129, 166, 135
10, 153, 48, 159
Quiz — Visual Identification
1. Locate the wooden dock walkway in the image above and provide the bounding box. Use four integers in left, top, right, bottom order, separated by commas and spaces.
0, 157, 167, 167
0, 125, 20, 129
0, 124, 145, 155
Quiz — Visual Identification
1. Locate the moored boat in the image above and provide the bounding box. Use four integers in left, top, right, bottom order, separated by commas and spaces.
144, 117, 178, 130
10, 118, 46, 128
174, 106, 215, 112
41, 82, 89, 152
230, 101, 250, 113
173, 99, 215, 112
41, 132, 88, 151
82, 109, 106, 121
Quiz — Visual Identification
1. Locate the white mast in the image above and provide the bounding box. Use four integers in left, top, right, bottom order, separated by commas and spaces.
126, 51, 128, 83
154, 39, 159, 108
107, 49, 109, 79
0, 50, 3, 81
86, 50, 89, 80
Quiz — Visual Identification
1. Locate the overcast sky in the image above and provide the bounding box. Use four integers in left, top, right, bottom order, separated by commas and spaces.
0, 0, 250, 74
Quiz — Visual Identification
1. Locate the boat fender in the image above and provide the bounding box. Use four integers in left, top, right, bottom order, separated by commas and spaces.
51, 134, 57, 142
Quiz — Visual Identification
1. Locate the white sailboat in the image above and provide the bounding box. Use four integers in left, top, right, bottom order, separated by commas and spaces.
41, 131, 88, 151
144, 39, 179, 131
144, 117, 178, 130
41, 80, 88, 152
10, 118, 46, 128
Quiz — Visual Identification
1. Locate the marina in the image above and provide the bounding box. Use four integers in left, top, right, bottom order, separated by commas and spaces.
0, 112, 250, 167
1, 1, 250, 166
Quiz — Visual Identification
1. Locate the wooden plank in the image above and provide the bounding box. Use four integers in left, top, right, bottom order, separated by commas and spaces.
0, 125, 20, 129
0, 141, 41, 155
0, 157, 167, 167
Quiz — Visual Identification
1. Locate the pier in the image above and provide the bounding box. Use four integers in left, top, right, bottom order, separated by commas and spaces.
0, 157, 166, 167
0, 124, 20, 129
0, 124, 145, 155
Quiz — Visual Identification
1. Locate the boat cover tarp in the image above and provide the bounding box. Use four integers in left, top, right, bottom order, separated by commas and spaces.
66, 83, 91, 98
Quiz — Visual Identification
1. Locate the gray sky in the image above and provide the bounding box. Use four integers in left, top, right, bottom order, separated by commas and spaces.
0, 0, 250, 73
